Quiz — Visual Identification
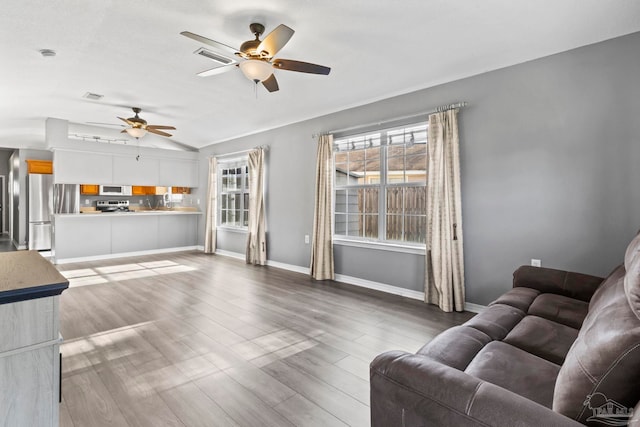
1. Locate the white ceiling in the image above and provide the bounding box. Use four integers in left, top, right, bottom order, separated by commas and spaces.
2, 0, 640, 151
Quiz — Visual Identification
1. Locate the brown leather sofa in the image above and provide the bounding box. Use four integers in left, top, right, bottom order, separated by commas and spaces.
371, 234, 640, 426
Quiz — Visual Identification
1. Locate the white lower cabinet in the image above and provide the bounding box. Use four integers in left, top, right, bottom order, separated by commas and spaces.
0, 297, 62, 427
53, 212, 201, 262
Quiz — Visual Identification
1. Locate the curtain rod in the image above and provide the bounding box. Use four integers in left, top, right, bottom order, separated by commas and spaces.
311, 101, 468, 139
211, 144, 269, 159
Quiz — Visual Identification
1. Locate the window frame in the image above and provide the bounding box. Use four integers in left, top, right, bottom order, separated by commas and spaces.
332, 122, 428, 250
217, 157, 250, 231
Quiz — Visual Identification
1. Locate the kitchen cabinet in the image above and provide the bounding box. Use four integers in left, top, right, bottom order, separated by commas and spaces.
54, 149, 198, 187
25, 159, 53, 174
132, 186, 148, 196
53, 212, 200, 262
0, 251, 68, 427
158, 215, 198, 248
132, 186, 170, 196
171, 187, 191, 194
112, 155, 159, 186
53, 150, 112, 184
80, 184, 99, 195
159, 159, 198, 187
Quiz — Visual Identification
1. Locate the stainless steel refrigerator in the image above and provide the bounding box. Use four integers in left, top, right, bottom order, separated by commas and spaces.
28, 174, 54, 250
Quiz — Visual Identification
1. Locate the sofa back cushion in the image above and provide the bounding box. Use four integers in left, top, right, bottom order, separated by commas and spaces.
553, 245, 640, 423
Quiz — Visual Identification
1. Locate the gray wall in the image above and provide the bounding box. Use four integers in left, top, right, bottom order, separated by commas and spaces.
199, 31, 640, 305
0, 149, 12, 233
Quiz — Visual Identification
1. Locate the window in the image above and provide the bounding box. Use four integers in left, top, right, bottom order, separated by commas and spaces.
334, 123, 428, 245
219, 160, 249, 228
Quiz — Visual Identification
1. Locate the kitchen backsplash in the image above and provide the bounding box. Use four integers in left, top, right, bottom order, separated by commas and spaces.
81, 193, 197, 210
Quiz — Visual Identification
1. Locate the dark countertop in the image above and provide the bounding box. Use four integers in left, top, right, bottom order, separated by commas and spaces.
0, 251, 69, 305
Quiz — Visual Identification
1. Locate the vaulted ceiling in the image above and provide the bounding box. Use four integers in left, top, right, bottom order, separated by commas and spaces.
2, 0, 640, 151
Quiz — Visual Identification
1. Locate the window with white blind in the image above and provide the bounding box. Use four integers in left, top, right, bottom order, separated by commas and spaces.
218, 160, 249, 229
333, 123, 428, 246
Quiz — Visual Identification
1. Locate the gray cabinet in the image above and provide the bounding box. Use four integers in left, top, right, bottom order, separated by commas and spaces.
112, 155, 159, 185
54, 216, 112, 259
53, 213, 200, 262
54, 149, 198, 187
158, 215, 197, 248
0, 252, 67, 427
53, 150, 112, 184
159, 159, 199, 187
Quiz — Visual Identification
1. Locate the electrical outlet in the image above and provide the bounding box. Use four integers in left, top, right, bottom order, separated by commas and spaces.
531, 259, 541, 267
304, 234, 310, 244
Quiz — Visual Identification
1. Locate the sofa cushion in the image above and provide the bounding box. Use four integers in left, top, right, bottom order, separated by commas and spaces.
417, 326, 492, 370
528, 294, 589, 329
625, 254, 640, 320
624, 231, 640, 267
503, 316, 579, 365
589, 263, 625, 312
464, 303, 525, 340
464, 341, 560, 408
552, 259, 640, 424
490, 287, 540, 312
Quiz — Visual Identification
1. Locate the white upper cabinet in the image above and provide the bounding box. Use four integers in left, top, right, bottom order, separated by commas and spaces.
53, 150, 112, 184
159, 159, 199, 187
53, 149, 198, 187
112, 155, 159, 185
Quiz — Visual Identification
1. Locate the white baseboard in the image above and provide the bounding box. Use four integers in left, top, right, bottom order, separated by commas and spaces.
212, 249, 485, 313
463, 302, 487, 313
54, 246, 200, 265
214, 249, 245, 261
334, 273, 425, 300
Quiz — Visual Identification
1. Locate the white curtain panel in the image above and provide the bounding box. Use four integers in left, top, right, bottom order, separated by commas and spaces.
204, 157, 218, 254
425, 109, 465, 312
310, 134, 335, 280
246, 148, 267, 265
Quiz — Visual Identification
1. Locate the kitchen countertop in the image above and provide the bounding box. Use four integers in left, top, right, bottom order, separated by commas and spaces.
54, 210, 202, 217
0, 251, 69, 304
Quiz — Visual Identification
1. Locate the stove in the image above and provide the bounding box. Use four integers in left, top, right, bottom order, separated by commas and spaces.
96, 200, 131, 212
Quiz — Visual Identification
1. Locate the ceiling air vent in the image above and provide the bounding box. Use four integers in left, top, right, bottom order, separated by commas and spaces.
194, 48, 235, 65
83, 92, 104, 101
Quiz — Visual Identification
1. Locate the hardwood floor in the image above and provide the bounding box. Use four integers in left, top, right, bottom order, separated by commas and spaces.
57, 251, 474, 427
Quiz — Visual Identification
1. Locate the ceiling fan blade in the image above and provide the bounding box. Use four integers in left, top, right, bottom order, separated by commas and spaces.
147, 125, 176, 130
196, 64, 236, 77
257, 24, 294, 57
118, 116, 134, 125
147, 128, 173, 137
120, 129, 128, 134
273, 59, 331, 75
180, 31, 238, 55
262, 74, 279, 92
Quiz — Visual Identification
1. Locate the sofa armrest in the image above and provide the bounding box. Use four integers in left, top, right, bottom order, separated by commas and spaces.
512, 265, 604, 302
370, 350, 583, 427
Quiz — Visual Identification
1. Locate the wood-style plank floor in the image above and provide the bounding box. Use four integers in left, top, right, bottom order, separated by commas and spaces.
57, 251, 474, 427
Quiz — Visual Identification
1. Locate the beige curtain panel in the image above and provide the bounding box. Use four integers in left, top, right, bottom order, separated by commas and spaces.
310, 134, 335, 280
204, 157, 218, 254
246, 148, 267, 265
425, 109, 465, 312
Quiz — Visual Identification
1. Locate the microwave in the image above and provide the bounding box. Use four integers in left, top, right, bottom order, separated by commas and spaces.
99, 185, 132, 196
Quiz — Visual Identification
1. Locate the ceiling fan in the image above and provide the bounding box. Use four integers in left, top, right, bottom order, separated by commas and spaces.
181, 23, 331, 92
117, 107, 176, 139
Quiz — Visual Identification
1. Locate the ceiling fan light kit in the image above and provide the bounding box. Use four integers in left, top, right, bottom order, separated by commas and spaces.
239, 59, 273, 82
118, 107, 176, 139
181, 22, 331, 93
125, 127, 147, 139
